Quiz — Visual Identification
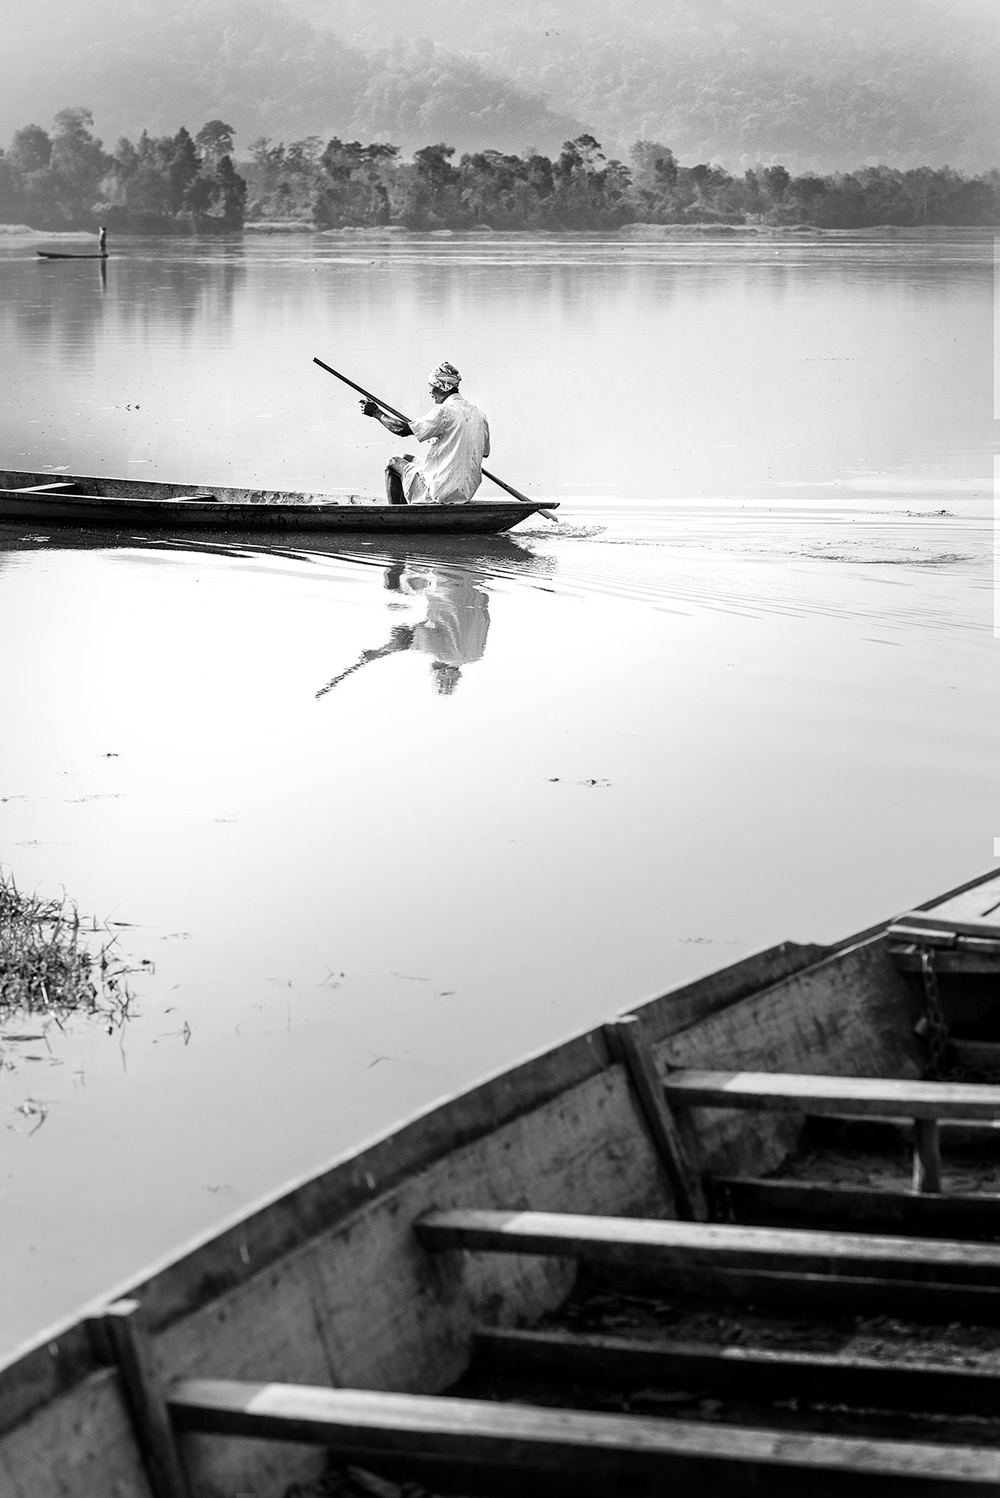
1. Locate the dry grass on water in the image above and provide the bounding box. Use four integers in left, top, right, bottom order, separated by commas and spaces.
0, 868, 134, 1034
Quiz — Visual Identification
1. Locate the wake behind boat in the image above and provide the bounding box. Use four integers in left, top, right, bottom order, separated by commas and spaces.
5, 869, 1000, 1495
0, 468, 557, 533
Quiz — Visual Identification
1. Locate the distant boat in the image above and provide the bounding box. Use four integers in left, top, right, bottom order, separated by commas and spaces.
0, 467, 557, 533
35, 250, 109, 260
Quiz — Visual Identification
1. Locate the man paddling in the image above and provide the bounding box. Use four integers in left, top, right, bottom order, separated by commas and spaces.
360, 362, 490, 505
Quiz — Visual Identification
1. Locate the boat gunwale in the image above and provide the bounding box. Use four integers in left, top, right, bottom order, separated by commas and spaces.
0, 496, 551, 517
0, 872, 994, 1435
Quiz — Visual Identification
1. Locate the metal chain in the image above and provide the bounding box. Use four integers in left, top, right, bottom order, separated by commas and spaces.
919, 947, 950, 1080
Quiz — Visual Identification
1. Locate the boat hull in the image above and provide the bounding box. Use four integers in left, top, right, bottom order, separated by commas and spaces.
0, 468, 555, 533
2, 871, 996, 1497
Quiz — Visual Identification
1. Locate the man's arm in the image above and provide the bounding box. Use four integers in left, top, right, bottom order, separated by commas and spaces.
360, 399, 412, 437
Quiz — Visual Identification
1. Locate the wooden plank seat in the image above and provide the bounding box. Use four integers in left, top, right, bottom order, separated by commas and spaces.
710, 1177, 1000, 1240
661, 1071, 1000, 1120
167, 1377, 1000, 1494
662, 1070, 1000, 1195
474, 1326, 1000, 1416
896, 873, 1000, 940
417, 1209, 1000, 1285
418, 1210, 1000, 1322
888, 936, 1000, 974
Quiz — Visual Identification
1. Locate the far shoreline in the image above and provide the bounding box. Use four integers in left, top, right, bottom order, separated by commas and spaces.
5, 220, 996, 242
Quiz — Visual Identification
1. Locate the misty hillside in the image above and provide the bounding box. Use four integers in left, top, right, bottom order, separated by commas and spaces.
3, 0, 998, 170
0, 0, 580, 158
311, 0, 1000, 170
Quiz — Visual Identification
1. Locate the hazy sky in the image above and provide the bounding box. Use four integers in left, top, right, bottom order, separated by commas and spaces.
2, 0, 998, 168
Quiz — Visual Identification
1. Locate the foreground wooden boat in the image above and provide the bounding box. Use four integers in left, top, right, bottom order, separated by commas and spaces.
0, 469, 557, 533
35, 251, 109, 260
5, 869, 1000, 1496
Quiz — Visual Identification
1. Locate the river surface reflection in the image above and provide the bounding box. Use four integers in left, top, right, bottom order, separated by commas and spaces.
0, 230, 995, 1352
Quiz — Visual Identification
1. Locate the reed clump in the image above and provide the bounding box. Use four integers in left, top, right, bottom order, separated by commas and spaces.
0, 869, 132, 1028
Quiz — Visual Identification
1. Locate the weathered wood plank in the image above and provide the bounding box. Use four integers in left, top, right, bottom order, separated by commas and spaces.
887, 926, 959, 948
96, 1301, 192, 1498
0, 1323, 100, 1450
909, 875, 1000, 937
416, 1209, 1000, 1284
606, 1016, 707, 1221
890, 946, 1000, 974
636, 941, 831, 1044
168, 1378, 1000, 1490
474, 1327, 1000, 1415
0, 1366, 153, 1498
663, 1071, 1000, 1122
586, 1263, 1000, 1324
710, 1178, 1000, 1239
654, 941, 924, 1179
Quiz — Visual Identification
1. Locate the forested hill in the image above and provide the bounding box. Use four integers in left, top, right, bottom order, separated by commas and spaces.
4, 0, 999, 172
313, 0, 1000, 171
0, 0, 579, 159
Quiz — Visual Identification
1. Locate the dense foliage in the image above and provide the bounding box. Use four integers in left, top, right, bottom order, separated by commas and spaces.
2, 0, 998, 174
0, 109, 247, 232
3, 113, 998, 234
248, 133, 1000, 231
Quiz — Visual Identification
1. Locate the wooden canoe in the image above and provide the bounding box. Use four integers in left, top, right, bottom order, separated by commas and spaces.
36, 251, 109, 260
0, 469, 557, 533
5, 869, 1000, 1497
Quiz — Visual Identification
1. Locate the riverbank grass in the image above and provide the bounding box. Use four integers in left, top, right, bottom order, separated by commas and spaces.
0, 870, 132, 1027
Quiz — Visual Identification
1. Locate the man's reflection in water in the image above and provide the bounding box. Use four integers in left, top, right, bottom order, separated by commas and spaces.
384, 561, 489, 695
316, 561, 490, 698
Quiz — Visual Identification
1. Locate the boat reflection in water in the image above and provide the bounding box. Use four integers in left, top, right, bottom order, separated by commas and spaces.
0, 521, 551, 696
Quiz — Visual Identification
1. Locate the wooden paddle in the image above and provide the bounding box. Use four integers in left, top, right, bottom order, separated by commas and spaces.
312, 357, 558, 521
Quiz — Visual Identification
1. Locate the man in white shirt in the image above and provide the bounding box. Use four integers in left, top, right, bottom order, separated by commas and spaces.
360, 362, 490, 504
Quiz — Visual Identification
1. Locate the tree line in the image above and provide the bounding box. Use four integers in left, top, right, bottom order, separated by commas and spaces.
2, 111, 998, 234
240, 133, 1000, 230
0, 109, 246, 233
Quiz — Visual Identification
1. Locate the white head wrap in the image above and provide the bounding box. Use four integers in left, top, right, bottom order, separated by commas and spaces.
429, 361, 461, 392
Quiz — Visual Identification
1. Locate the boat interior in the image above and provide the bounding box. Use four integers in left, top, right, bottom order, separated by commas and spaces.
0, 468, 347, 505
5, 871, 1000, 1496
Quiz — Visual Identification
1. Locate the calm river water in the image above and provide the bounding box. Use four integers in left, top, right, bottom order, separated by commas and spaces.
0, 228, 996, 1352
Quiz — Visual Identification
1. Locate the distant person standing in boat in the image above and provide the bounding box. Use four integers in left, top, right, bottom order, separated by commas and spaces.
360, 362, 490, 505
98, 225, 108, 256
